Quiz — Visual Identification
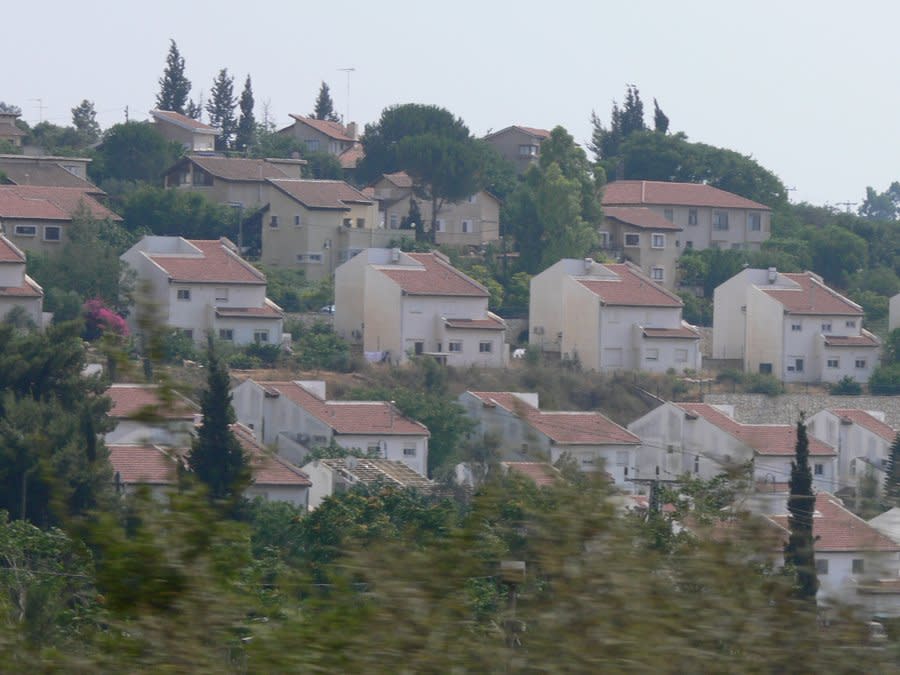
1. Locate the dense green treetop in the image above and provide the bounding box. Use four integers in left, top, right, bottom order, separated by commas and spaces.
206, 69, 237, 150
311, 81, 340, 122
155, 39, 192, 115
234, 75, 256, 152
90, 122, 181, 185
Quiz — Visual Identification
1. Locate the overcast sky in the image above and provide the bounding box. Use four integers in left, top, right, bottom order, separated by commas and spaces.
5, 0, 895, 206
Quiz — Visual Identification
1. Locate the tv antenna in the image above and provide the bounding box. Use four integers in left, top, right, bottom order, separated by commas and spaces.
338, 67, 355, 125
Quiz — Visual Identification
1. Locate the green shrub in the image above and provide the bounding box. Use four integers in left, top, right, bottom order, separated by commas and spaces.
743, 373, 783, 396
869, 363, 900, 395
830, 376, 862, 396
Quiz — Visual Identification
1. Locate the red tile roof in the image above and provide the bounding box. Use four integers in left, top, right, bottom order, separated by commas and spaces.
0, 278, 42, 298
185, 156, 291, 182
823, 332, 879, 347
677, 403, 835, 456
0, 159, 102, 191
0, 235, 25, 263
768, 493, 900, 552
469, 391, 639, 446
107, 384, 198, 420
377, 252, 488, 297
151, 109, 219, 133
381, 171, 414, 189
289, 115, 355, 142
604, 206, 682, 231
231, 424, 312, 487
642, 325, 700, 339
831, 409, 897, 443
603, 180, 770, 211
0, 185, 120, 221
108, 444, 181, 485
759, 273, 862, 316
338, 144, 364, 170
502, 462, 561, 486
576, 262, 682, 307
148, 238, 266, 284
257, 381, 429, 436
443, 315, 506, 331
268, 179, 373, 210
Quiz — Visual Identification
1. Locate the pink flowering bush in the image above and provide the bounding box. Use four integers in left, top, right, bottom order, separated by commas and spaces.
82, 298, 129, 341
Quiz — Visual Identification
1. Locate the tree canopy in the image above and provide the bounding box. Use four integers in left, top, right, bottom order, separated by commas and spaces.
155, 40, 192, 115
311, 81, 340, 122
234, 75, 256, 152
206, 69, 237, 150
90, 122, 181, 185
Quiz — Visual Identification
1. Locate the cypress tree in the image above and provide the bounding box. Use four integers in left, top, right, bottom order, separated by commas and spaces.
156, 40, 192, 114
187, 339, 250, 506
785, 417, 819, 602
883, 433, 900, 507
312, 81, 340, 122
206, 69, 237, 150
653, 98, 669, 134
235, 75, 256, 152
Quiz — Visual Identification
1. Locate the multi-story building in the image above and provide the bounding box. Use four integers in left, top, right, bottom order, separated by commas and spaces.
0, 234, 43, 326
602, 179, 771, 251
150, 109, 220, 152
599, 206, 682, 289
277, 115, 360, 167
335, 248, 508, 366
713, 268, 879, 383
483, 125, 551, 175
529, 258, 700, 372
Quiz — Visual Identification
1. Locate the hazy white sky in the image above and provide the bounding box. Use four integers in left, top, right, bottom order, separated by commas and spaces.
5, 0, 896, 205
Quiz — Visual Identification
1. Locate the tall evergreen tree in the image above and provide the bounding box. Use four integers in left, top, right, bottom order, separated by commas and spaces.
186, 93, 203, 121
653, 98, 669, 134
206, 69, 237, 150
187, 339, 250, 505
311, 82, 340, 122
71, 100, 101, 144
785, 417, 819, 602
589, 84, 647, 161
155, 40, 192, 114
883, 433, 900, 507
235, 75, 256, 152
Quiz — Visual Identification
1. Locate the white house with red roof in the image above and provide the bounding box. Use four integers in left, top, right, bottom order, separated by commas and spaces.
0, 234, 43, 327
335, 248, 508, 366
459, 391, 641, 487
602, 179, 771, 252
121, 236, 283, 346
231, 423, 312, 507
105, 384, 199, 447
150, 109, 221, 152
713, 268, 879, 383
628, 402, 837, 490
0, 185, 122, 255
529, 258, 700, 372
808, 408, 896, 497
108, 444, 183, 499
231, 379, 430, 476
302, 457, 436, 510
483, 125, 551, 175
599, 206, 682, 289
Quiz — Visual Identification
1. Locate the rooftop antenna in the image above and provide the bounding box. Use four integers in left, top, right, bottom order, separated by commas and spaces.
29, 98, 46, 123
835, 200, 857, 213
338, 67, 355, 125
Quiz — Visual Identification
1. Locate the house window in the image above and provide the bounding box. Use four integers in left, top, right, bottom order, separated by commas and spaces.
294, 215, 302, 226
685, 240, 693, 249
343, 218, 352, 228
791, 323, 802, 332
176, 289, 191, 301
748, 213, 762, 231
821, 322, 832, 332
688, 209, 698, 225
305, 139, 320, 152
827, 358, 839, 368
414, 341, 424, 355
846, 320, 856, 328
403, 447, 416, 457
435, 219, 445, 232
215, 288, 229, 302
794, 358, 804, 373
461, 219, 473, 233
852, 559, 865, 574
219, 329, 234, 341
179, 328, 193, 340
307, 253, 323, 263
253, 330, 269, 344
268, 215, 279, 228
694, 454, 700, 474
356, 218, 365, 228
663, 208, 674, 222
675, 348, 688, 363
645, 348, 659, 361
598, 231, 610, 248
816, 559, 829, 575
759, 363, 772, 374
389, 214, 399, 228
651, 267, 664, 282
712, 211, 729, 230
44, 226, 61, 241
14, 225, 36, 237
479, 341, 493, 353
624, 233, 640, 247
856, 359, 867, 369
651, 233, 665, 249
518, 144, 537, 157
448, 341, 463, 353
367, 444, 381, 455
814, 463, 824, 475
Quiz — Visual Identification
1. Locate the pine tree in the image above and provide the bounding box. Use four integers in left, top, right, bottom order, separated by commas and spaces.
71, 99, 101, 144
235, 75, 256, 152
589, 85, 647, 161
312, 81, 340, 122
883, 433, 900, 507
206, 69, 237, 150
653, 98, 669, 134
156, 40, 192, 114
187, 339, 250, 506
186, 92, 203, 120
785, 416, 819, 602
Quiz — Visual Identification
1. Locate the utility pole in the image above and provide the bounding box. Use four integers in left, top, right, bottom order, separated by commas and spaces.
29, 98, 46, 123
124, 105, 129, 122
338, 67, 355, 124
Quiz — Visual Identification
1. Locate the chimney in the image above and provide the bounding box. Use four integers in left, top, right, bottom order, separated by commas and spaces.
584, 257, 594, 274
767, 267, 777, 284
347, 121, 358, 140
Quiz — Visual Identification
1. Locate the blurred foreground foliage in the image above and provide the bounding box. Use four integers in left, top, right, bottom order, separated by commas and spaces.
0, 470, 891, 671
